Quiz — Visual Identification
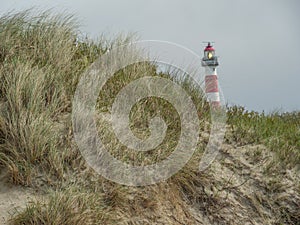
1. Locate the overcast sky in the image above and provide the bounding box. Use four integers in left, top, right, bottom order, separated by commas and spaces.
1, 0, 299, 113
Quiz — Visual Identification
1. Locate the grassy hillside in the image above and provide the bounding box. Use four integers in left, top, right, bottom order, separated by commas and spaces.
0, 10, 299, 225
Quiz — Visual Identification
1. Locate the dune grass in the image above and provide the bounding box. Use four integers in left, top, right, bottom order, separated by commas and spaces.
11, 186, 112, 225
0, 10, 110, 185
0, 10, 211, 224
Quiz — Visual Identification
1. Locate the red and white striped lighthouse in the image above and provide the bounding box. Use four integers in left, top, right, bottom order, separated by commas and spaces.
201, 42, 220, 109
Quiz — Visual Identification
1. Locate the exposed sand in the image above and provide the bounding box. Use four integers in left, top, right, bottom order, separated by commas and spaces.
190, 144, 300, 224
0, 172, 39, 225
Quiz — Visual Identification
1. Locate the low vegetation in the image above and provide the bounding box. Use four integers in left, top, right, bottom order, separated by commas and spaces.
226, 106, 300, 167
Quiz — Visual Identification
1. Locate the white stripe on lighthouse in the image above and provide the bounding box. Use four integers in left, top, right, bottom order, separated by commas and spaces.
206, 92, 220, 102
205, 67, 217, 75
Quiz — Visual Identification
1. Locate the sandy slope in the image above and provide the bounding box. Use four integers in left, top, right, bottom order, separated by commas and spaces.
188, 144, 300, 224
0, 172, 39, 225
0, 143, 299, 224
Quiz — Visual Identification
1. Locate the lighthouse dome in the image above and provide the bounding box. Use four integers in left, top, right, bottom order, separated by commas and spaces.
204, 45, 215, 52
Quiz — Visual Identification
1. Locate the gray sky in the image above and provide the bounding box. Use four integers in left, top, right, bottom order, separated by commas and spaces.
1, 0, 300, 113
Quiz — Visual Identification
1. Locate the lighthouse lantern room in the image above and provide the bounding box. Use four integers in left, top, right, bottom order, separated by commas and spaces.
201, 42, 219, 68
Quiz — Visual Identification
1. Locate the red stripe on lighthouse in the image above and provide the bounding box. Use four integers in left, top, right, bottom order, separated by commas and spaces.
205, 75, 219, 93
211, 101, 221, 108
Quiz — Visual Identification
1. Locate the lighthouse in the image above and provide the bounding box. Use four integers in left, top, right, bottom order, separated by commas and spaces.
201, 42, 221, 109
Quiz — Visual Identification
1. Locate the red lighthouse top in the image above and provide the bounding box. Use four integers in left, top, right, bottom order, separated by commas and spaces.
204, 42, 215, 51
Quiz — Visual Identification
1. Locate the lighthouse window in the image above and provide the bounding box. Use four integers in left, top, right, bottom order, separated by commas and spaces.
207, 51, 214, 59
